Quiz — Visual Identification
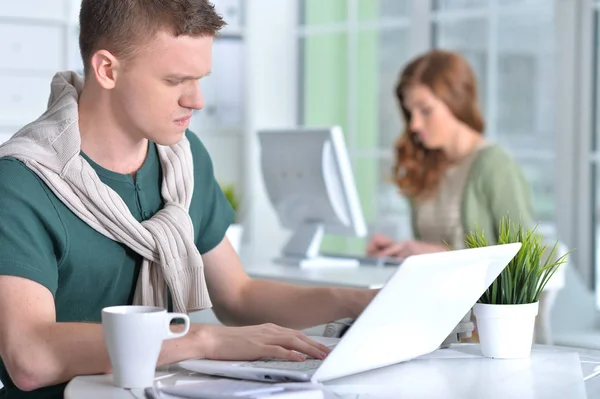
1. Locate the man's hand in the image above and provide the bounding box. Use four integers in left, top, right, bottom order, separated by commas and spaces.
198, 324, 331, 362
375, 239, 448, 258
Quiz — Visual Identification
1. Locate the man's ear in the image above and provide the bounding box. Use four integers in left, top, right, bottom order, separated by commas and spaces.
89, 49, 121, 90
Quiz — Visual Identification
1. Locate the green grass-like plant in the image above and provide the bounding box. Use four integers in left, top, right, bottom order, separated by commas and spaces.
464, 217, 570, 305
220, 183, 241, 221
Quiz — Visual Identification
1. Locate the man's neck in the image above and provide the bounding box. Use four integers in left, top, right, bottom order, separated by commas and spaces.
78, 85, 149, 175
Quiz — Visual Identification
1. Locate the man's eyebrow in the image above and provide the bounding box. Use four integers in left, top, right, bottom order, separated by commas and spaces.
165, 71, 212, 80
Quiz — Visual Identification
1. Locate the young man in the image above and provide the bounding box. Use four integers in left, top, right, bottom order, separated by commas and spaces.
0, 1, 376, 398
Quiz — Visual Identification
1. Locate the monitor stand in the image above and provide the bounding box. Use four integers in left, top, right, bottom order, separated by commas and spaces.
274, 222, 359, 269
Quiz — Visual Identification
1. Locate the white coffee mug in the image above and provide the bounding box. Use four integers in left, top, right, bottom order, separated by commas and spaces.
101, 305, 190, 388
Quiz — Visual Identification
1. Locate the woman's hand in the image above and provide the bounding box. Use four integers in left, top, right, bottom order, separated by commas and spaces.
366, 233, 395, 255
195, 323, 331, 362
367, 234, 447, 259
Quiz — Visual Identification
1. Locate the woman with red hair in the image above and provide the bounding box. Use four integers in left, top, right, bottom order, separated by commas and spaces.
367, 50, 533, 258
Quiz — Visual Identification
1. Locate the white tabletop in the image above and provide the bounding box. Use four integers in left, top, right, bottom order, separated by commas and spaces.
242, 255, 396, 289
239, 251, 564, 292
64, 343, 600, 399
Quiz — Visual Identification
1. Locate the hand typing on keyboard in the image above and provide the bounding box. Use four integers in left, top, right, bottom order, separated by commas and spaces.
201, 324, 330, 362
235, 341, 337, 372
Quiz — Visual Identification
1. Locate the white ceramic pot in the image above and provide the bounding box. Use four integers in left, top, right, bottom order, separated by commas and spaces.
226, 224, 244, 254
473, 302, 539, 359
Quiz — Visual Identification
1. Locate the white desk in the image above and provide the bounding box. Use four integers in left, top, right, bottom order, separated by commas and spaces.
242, 255, 396, 289
64, 343, 600, 399
241, 253, 565, 292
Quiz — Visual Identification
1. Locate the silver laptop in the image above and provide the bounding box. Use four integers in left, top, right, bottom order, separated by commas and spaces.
179, 243, 521, 384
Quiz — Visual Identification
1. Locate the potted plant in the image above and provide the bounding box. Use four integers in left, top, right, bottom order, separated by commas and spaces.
464, 217, 570, 359
221, 183, 244, 254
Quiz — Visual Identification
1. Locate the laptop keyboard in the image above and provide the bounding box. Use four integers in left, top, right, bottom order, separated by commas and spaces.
236, 340, 336, 372
238, 358, 323, 371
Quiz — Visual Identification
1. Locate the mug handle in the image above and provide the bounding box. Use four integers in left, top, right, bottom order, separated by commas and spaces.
165, 313, 191, 340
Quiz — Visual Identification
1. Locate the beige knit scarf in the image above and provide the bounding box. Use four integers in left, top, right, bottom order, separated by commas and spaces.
0, 71, 211, 313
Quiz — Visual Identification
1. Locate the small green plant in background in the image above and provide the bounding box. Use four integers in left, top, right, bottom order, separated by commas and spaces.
464, 217, 570, 305
221, 183, 241, 217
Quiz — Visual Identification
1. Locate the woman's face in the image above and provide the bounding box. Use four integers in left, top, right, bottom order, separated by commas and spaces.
402, 84, 460, 150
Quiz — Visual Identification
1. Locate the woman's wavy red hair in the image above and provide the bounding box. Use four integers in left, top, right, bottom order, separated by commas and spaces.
393, 50, 485, 200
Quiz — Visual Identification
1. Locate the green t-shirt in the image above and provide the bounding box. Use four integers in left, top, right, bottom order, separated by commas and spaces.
0, 130, 234, 399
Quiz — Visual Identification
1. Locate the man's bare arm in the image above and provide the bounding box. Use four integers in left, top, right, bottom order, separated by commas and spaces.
0, 276, 210, 391
0, 276, 330, 392
203, 238, 377, 330
234, 280, 375, 329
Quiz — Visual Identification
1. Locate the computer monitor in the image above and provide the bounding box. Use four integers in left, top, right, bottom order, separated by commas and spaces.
258, 126, 368, 268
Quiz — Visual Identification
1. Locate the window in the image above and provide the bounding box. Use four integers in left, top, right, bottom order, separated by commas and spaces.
189, 0, 245, 187
299, 0, 414, 254
299, 0, 557, 254
591, 0, 600, 304
431, 0, 556, 225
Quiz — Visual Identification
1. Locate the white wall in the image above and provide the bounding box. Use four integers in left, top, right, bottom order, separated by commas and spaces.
547, 0, 600, 348
0, 0, 81, 141
190, 0, 299, 326
0, 131, 11, 144
201, 132, 244, 189
190, 1, 245, 189
242, 0, 298, 258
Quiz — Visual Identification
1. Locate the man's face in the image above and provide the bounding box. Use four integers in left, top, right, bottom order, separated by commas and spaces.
110, 31, 213, 146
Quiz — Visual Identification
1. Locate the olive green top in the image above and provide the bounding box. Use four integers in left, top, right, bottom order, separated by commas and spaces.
411, 143, 534, 247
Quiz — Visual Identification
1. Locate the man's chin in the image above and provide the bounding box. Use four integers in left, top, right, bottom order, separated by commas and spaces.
153, 130, 187, 146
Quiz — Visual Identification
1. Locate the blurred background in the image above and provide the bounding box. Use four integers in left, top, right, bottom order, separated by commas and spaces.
2, 0, 600, 348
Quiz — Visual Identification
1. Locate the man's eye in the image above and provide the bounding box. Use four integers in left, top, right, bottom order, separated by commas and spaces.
168, 80, 182, 86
